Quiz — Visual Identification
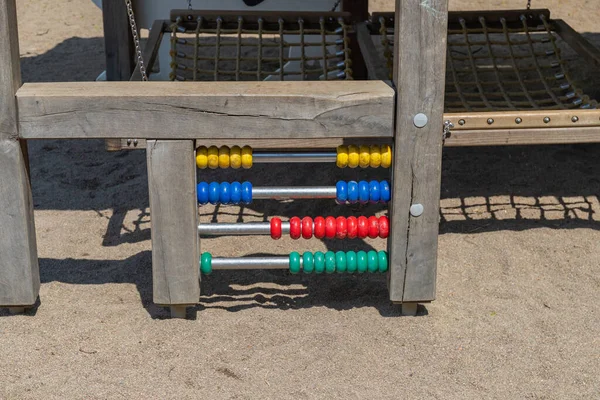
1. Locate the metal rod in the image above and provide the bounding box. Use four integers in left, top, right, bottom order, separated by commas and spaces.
252, 186, 336, 200
211, 257, 296, 270
198, 222, 290, 236
252, 152, 336, 163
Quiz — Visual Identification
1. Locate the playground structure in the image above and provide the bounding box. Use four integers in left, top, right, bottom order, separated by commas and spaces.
1, 0, 599, 318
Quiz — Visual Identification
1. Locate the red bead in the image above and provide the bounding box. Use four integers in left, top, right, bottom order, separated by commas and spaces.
346, 216, 358, 239
378, 216, 389, 238
325, 216, 337, 239
270, 217, 282, 240
290, 217, 301, 240
302, 217, 313, 239
357, 216, 369, 239
368, 216, 379, 238
335, 216, 347, 239
314, 216, 326, 239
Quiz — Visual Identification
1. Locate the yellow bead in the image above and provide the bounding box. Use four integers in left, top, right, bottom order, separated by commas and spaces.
381, 145, 392, 168
218, 146, 230, 169
230, 146, 242, 169
196, 146, 208, 169
369, 145, 381, 168
241, 145, 253, 169
359, 145, 370, 168
207, 146, 219, 169
336, 145, 349, 168
348, 145, 359, 168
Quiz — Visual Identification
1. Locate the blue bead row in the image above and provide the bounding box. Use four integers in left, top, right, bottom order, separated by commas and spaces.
336, 180, 390, 204
197, 181, 252, 205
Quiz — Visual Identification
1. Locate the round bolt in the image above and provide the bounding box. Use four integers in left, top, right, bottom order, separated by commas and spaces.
571, 116, 579, 123
458, 119, 466, 126
487, 118, 494, 125
413, 113, 428, 128
133, 139, 139, 146
543, 117, 551, 123
515, 117, 523, 124
410, 204, 424, 217
127, 139, 132, 146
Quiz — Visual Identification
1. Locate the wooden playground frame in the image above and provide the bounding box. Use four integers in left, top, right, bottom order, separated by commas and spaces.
1, 0, 599, 317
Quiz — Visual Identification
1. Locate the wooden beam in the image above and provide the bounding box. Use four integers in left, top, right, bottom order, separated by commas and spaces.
102, 0, 134, 81
445, 110, 600, 131
147, 140, 199, 310
16, 81, 395, 139
388, 0, 448, 304
444, 126, 600, 147
0, 0, 40, 307
554, 19, 600, 68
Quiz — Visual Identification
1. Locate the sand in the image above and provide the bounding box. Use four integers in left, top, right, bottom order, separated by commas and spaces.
1, 0, 599, 399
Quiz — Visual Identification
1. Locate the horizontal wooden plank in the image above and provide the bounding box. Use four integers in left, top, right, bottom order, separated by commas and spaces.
444, 126, 600, 146
17, 81, 394, 140
445, 110, 600, 130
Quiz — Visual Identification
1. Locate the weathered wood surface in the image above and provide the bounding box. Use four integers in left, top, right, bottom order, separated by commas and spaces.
388, 0, 448, 304
445, 126, 600, 146
0, 0, 40, 307
554, 19, 600, 67
446, 110, 600, 130
16, 81, 395, 139
147, 140, 200, 306
102, 0, 134, 81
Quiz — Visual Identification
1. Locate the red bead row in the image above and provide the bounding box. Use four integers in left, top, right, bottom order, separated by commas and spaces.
270, 216, 389, 240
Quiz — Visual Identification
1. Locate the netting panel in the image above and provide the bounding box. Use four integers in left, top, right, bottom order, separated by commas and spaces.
377, 12, 599, 112
169, 13, 353, 82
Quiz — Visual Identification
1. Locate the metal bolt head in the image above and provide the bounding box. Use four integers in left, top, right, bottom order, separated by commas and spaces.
413, 113, 428, 128
543, 117, 551, 123
458, 119, 466, 126
515, 117, 522, 124
410, 203, 424, 217
487, 118, 494, 125
571, 116, 579, 123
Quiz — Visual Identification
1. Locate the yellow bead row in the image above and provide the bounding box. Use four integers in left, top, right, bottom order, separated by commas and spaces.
336, 145, 392, 168
196, 146, 253, 169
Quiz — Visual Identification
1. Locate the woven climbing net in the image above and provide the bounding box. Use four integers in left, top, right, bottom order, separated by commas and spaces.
375, 11, 598, 112
168, 11, 353, 82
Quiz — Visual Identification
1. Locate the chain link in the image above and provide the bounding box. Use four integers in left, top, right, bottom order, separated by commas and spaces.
331, 0, 342, 12
125, 0, 148, 81
526, 0, 531, 9
188, 0, 193, 10
443, 120, 454, 142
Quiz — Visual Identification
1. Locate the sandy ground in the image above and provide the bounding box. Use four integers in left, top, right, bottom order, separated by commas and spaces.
1, 0, 600, 399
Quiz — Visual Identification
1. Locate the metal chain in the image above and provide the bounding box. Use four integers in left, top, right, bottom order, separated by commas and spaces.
331, 0, 342, 12
527, 0, 531, 9
443, 120, 454, 142
188, 0, 193, 10
125, 0, 148, 81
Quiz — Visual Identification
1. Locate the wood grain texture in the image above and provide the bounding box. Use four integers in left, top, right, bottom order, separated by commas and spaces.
388, 0, 448, 303
16, 81, 395, 139
444, 126, 600, 146
147, 140, 199, 306
446, 110, 600, 130
101, 0, 134, 81
0, 0, 40, 307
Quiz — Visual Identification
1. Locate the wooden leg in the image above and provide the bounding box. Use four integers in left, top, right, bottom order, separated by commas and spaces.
401, 302, 418, 317
170, 306, 187, 319
147, 140, 200, 310
388, 0, 448, 304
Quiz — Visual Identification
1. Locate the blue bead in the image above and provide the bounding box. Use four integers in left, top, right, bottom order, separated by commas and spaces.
347, 181, 359, 204
230, 182, 242, 204
220, 182, 231, 204
380, 180, 391, 203
208, 182, 220, 204
241, 181, 253, 204
369, 180, 381, 203
336, 181, 348, 204
358, 181, 370, 204
197, 182, 209, 205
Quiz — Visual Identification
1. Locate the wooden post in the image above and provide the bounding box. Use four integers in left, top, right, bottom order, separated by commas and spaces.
0, 0, 40, 309
147, 140, 199, 317
387, 0, 448, 312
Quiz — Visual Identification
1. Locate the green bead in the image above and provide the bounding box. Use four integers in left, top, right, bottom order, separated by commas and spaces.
378, 251, 388, 273
314, 251, 325, 274
289, 252, 301, 274
303, 252, 314, 274
367, 250, 379, 273
346, 251, 357, 273
335, 251, 347, 273
356, 251, 368, 273
325, 251, 336, 274
200, 252, 212, 275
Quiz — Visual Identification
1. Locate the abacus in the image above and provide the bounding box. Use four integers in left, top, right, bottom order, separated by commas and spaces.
1, 0, 599, 317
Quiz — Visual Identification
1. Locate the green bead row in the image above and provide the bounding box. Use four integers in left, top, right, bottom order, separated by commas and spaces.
200, 252, 212, 274
289, 250, 388, 274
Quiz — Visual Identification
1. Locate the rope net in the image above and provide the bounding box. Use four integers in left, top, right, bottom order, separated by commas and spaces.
376, 11, 599, 112
169, 12, 353, 81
